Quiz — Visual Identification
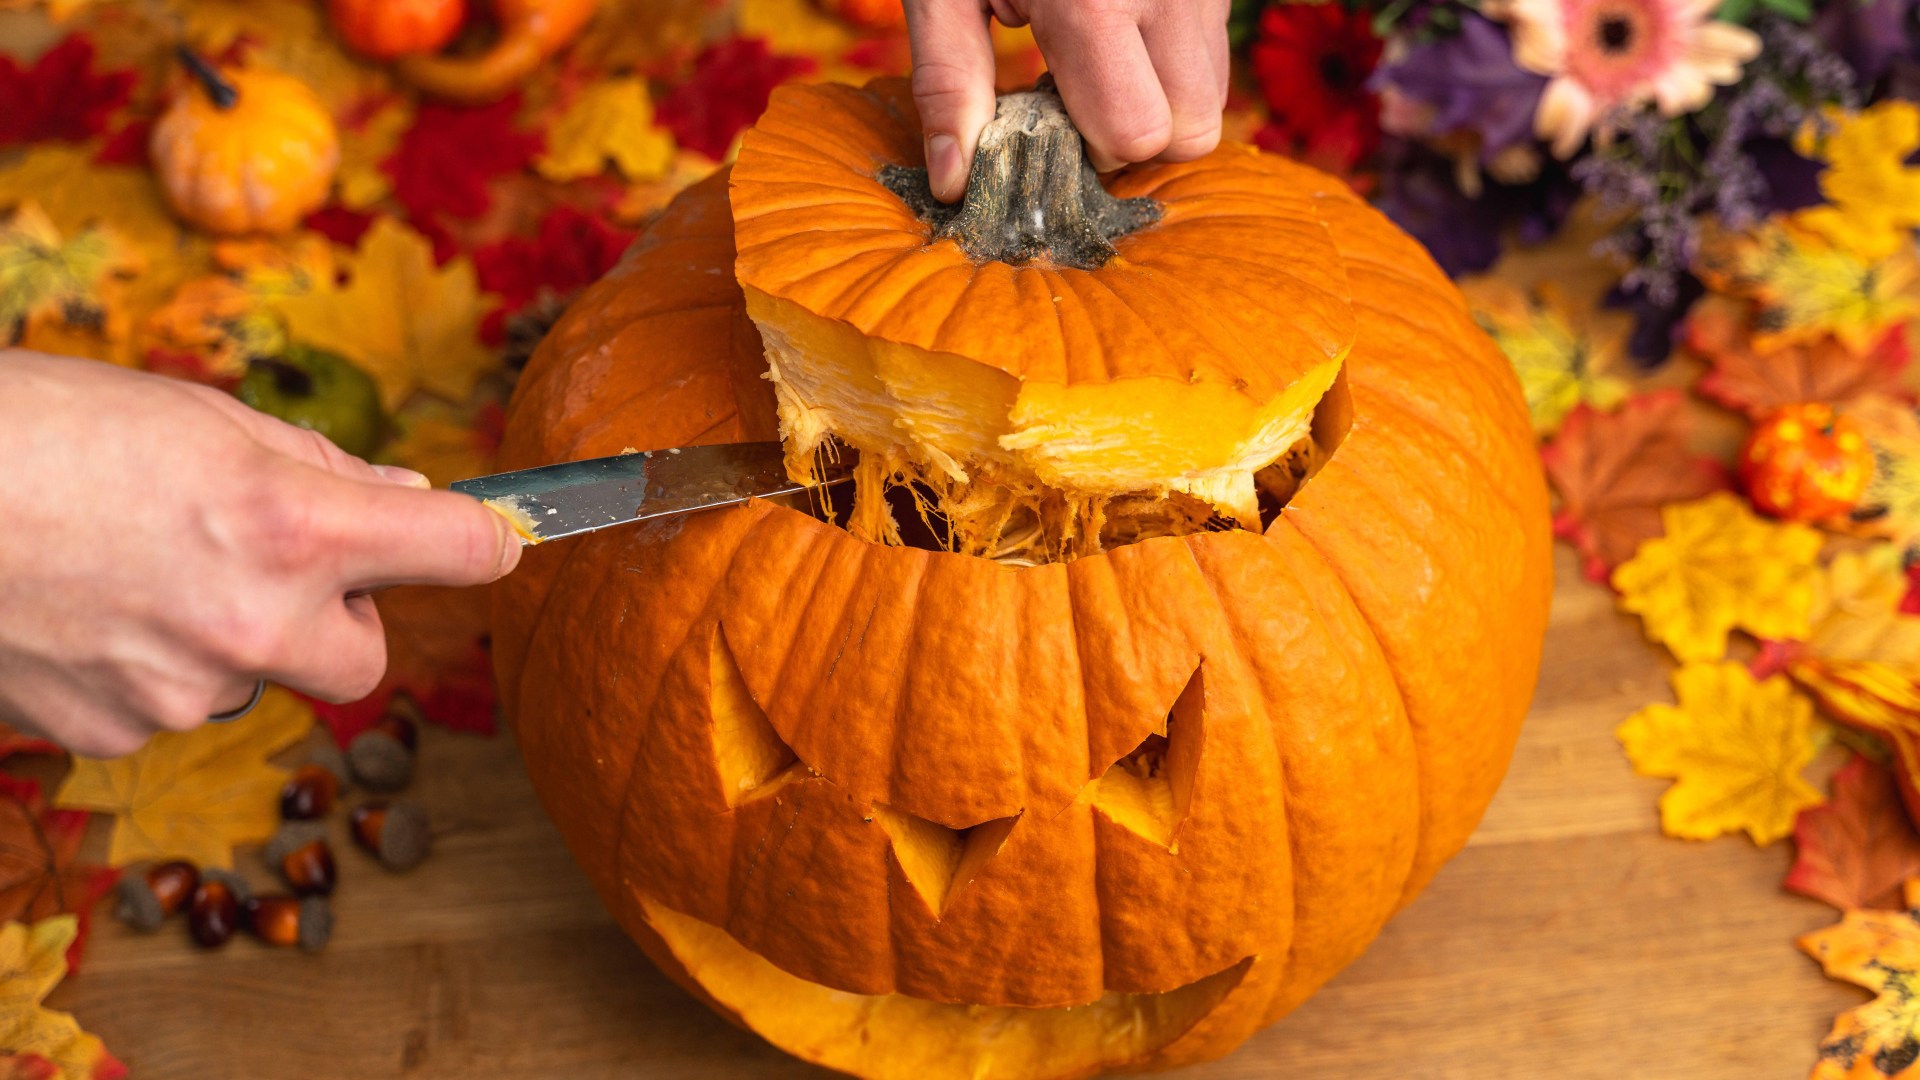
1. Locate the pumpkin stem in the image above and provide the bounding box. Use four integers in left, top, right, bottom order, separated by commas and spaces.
879, 78, 1161, 271
176, 46, 239, 111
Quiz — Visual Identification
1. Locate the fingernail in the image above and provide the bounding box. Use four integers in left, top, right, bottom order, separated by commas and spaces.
495, 517, 523, 578
372, 465, 431, 489
927, 134, 963, 202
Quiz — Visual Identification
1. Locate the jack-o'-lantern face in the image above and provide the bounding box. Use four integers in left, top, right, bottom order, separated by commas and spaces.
494, 80, 1551, 1080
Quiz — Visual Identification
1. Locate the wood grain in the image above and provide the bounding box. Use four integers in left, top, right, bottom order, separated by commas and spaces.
49, 547, 1860, 1078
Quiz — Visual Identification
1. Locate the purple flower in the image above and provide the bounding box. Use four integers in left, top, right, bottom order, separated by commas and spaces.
1374, 139, 1577, 276
1811, 0, 1919, 87
1369, 13, 1547, 161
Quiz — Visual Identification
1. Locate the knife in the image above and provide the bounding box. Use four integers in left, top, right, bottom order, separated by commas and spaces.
451, 441, 853, 545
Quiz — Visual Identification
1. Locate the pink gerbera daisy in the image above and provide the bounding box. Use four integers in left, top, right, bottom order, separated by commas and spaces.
1485, 0, 1761, 158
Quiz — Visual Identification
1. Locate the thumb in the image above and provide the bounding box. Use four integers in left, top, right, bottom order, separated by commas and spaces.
905, 0, 999, 203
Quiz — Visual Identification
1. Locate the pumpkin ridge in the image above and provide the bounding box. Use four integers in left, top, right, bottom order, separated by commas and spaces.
1340, 386, 1528, 523
1269, 518, 1427, 904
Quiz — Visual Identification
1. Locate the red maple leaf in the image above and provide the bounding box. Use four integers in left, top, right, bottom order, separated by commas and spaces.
382, 95, 544, 224
309, 585, 498, 744
304, 205, 377, 249
1540, 391, 1731, 583
1787, 755, 1920, 911
0, 776, 117, 974
473, 205, 635, 343
1687, 303, 1912, 420
93, 118, 154, 167
655, 37, 817, 160
0, 36, 136, 149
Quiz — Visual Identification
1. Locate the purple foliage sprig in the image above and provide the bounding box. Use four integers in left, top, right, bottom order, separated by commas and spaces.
1571, 17, 1857, 308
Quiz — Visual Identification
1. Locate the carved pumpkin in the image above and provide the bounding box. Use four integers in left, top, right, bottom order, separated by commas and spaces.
494, 79, 1552, 1078
328, 0, 466, 60
395, 0, 598, 103
150, 59, 339, 237
1739, 402, 1875, 521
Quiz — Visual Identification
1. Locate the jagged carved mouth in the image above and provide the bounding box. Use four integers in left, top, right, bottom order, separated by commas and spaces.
640, 896, 1253, 1080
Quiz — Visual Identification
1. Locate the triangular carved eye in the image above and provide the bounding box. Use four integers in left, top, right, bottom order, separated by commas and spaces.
1089, 666, 1205, 849
710, 629, 804, 806
871, 805, 1018, 916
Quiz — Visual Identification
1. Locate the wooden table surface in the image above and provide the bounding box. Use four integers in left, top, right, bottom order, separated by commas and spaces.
50, 546, 1859, 1079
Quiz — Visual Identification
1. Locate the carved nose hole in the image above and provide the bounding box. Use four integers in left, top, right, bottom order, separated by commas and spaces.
871, 805, 1019, 917
1089, 666, 1205, 849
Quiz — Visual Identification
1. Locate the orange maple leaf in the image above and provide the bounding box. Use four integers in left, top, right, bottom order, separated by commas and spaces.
1687, 300, 1913, 421
1801, 881, 1920, 1078
1789, 756, 1920, 912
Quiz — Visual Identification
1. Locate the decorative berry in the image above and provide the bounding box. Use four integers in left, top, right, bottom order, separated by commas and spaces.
114, 860, 199, 932
1739, 402, 1876, 522
245, 894, 334, 952
349, 800, 431, 871
265, 822, 338, 896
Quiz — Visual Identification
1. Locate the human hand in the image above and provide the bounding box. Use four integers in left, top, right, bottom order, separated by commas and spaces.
0, 351, 521, 757
905, 0, 1231, 201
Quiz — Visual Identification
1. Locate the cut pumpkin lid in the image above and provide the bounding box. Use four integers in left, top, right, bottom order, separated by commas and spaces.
729, 78, 1357, 534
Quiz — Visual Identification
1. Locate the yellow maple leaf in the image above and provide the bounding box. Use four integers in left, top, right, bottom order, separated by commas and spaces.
385, 409, 498, 489
1617, 662, 1823, 844
53, 688, 313, 868
574, 0, 715, 72
1612, 492, 1825, 663
268, 217, 496, 412
1799, 881, 1920, 1078
737, 0, 855, 58
1841, 396, 1920, 553
1696, 217, 1920, 354
0, 916, 118, 1080
1801, 544, 1920, 666
1460, 277, 1631, 434
336, 98, 414, 211
536, 78, 676, 183
0, 202, 137, 335
1794, 102, 1920, 263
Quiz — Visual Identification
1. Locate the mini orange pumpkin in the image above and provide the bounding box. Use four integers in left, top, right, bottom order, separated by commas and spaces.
1740, 401, 1875, 521
395, 0, 598, 103
495, 80, 1552, 1078
329, 0, 467, 60
150, 56, 339, 236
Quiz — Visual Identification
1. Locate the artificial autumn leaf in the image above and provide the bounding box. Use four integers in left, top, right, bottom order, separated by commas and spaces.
0, 727, 59, 762
1799, 881, 1920, 1078
0, 916, 125, 1080
0, 0, 109, 20
177, 0, 391, 115
1459, 277, 1632, 435
0, 36, 135, 149
1617, 661, 1823, 844
1847, 396, 1920, 552
1541, 391, 1729, 583
335, 97, 414, 211
267, 217, 495, 411
610, 149, 723, 224
1695, 217, 1920, 355
0, 779, 114, 975
53, 688, 313, 868
574, 0, 716, 72
1801, 545, 1920, 666
311, 584, 497, 744
656, 37, 819, 160
383, 95, 544, 224
0, 202, 135, 338
1686, 298, 1911, 420
1788, 755, 1920, 911
472, 205, 635, 343
535, 78, 676, 184
1612, 491, 1824, 663
1793, 101, 1920, 263
736, 0, 856, 58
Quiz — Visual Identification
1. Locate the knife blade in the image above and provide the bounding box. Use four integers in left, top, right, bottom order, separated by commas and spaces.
451, 442, 852, 545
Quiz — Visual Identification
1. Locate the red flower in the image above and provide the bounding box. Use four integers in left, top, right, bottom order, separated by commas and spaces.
656, 37, 817, 160
0, 35, 136, 149
1249, 3, 1383, 171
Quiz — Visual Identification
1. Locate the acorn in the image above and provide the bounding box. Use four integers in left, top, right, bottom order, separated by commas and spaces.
348, 800, 430, 871
244, 894, 333, 952
186, 869, 251, 949
114, 860, 199, 932
264, 821, 338, 896
279, 747, 347, 820
346, 707, 417, 792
